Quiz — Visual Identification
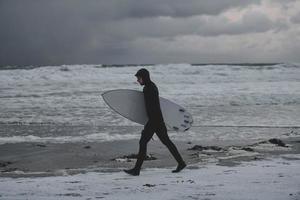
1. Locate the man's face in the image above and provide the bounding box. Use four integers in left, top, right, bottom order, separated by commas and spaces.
137, 76, 144, 86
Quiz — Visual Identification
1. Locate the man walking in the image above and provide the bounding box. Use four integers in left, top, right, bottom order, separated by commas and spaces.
124, 68, 186, 176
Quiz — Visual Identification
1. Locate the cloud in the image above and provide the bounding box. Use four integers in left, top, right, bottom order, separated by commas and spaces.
0, 0, 299, 66
291, 12, 300, 24
122, 0, 261, 18
118, 27, 300, 64
100, 9, 285, 41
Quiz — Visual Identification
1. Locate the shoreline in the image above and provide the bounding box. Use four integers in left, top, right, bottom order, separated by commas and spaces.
1, 136, 300, 178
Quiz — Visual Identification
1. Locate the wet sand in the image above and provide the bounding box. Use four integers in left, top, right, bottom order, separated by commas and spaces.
1, 137, 300, 178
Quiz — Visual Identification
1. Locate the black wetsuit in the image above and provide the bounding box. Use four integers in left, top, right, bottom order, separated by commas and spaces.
133, 73, 185, 171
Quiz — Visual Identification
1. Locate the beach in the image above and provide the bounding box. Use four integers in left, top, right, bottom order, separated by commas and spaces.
1, 157, 300, 200
1, 135, 300, 177
1, 63, 300, 199
0, 135, 300, 199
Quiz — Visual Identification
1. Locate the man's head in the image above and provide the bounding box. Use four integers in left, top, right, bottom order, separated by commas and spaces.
135, 68, 150, 86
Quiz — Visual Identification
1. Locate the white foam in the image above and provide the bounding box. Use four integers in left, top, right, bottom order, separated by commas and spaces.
0, 133, 139, 145
251, 142, 292, 151
218, 147, 260, 160
1, 63, 300, 143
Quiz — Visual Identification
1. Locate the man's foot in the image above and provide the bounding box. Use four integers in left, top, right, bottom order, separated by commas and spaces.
172, 162, 186, 173
124, 168, 140, 176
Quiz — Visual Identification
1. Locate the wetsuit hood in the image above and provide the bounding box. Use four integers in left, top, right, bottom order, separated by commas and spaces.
135, 68, 151, 84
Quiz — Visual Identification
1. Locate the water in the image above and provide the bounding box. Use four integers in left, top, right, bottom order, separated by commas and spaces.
0, 63, 300, 144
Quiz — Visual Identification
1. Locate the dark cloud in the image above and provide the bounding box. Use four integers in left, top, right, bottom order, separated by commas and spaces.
111, 10, 283, 39
123, 0, 261, 18
0, 0, 299, 66
291, 12, 300, 24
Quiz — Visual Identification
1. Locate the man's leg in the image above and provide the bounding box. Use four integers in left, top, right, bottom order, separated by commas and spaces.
124, 123, 154, 176
156, 124, 186, 173
134, 128, 154, 171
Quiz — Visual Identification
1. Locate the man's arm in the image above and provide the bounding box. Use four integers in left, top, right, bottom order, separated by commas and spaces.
143, 86, 157, 121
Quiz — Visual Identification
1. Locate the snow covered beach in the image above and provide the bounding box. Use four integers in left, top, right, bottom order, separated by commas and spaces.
0, 133, 300, 199
1, 153, 300, 200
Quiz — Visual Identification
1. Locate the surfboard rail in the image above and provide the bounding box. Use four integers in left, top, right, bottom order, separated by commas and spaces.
101, 89, 193, 132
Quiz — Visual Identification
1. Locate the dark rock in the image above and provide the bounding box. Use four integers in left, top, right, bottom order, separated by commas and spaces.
123, 154, 137, 159
187, 179, 195, 183
188, 145, 222, 151
84, 146, 91, 149
0, 161, 12, 168
143, 184, 156, 187
146, 154, 157, 160
188, 145, 205, 151
210, 146, 223, 151
57, 193, 82, 197
257, 141, 268, 144
253, 157, 262, 160
269, 138, 286, 147
189, 153, 199, 157
242, 147, 255, 152
36, 144, 47, 147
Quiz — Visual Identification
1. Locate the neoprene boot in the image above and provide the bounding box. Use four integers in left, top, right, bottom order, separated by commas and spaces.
123, 168, 140, 176
172, 162, 186, 173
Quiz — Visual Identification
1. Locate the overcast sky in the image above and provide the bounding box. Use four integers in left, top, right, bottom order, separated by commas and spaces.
1, 0, 300, 66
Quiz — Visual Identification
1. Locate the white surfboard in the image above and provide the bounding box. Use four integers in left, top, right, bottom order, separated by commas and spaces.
102, 89, 193, 132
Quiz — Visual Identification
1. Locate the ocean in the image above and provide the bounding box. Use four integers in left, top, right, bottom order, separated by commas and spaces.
1, 63, 300, 144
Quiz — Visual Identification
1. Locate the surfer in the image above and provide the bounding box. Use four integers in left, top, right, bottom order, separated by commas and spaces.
124, 68, 186, 176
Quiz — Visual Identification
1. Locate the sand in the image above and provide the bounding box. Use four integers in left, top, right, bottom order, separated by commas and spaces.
1, 136, 300, 199
1, 137, 300, 177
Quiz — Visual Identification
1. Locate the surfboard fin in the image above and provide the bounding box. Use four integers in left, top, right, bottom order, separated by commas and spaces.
173, 126, 179, 131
